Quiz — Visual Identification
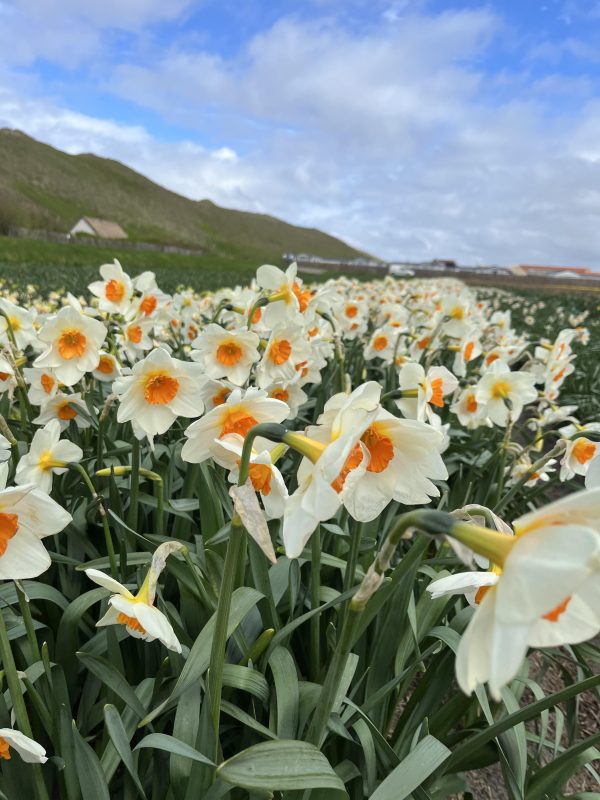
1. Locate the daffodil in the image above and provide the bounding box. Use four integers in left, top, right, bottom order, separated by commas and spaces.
0, 463, 72, 580
0, 728, 47, 763
182, 387, 289, 464
429, 488, 600, 699
211, 433, 288, 519
15, 419, 83, 493
23, 367, 58, 405
475, 360, 537, 426
33, 392, 91, 430
559, 436, 598, 481
396, 362, 459, 422
281, 382, 381, 557
34, 306, 107, 386
302, 385, 447, 523
113, 347, 206, 438
256, 324, 312, 389
88, 259, 134, 315
85, 541, 184, 651
191, 323, 260, 386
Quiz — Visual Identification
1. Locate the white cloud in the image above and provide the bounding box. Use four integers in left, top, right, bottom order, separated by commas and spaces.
1, 5, 600, 268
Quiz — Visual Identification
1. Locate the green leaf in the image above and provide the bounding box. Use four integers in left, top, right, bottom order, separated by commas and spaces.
216, 740, 347, 794
134, 733, 215, 767
220, 699, 278, 741
445, 673, 600, 773
71, 720, 111, 800
525, 732, 600, 800
139, 587, 263, 726
222, 663, 270, 704
369, 735, 451, 800
0, 580, 69, 610
268, 646, 299, 739
76, 652, 147, 719
55, 588, 111, 688
101, 678, 155, 784
103, 704, 147, 800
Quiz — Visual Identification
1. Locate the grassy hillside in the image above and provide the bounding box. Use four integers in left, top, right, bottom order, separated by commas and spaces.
0, 128, 367, 262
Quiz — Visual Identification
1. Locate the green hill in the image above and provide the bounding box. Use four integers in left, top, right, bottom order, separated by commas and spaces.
0, 128, 367, 263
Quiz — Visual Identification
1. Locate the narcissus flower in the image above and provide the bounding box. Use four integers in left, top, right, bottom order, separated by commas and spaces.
16, 419, 83, 493
256, 324, 311, 389
396, 362, 458, 422
475, 360, 537, 426
429, 488, 600, 699
0, 729, 47, 763
0, 298, 39, 351
88, 259, 134, 314
92, 351, 121, 382
33, 392, 91, 430
303, 387, 447, 522
586, 454, 600, 488
119, 318, 154, 362
85, 541, 183, 651
560, 436, 598, 481
363, 326, 399, 363
211, 433, 288, 519
256, 262, 307, 325
114, 347, 206, 438
34, 306, 107, 386
182, 387, 289, 464
191, 323, 260, 386
0, 463, 72, 580
282, 382, 382, 557
23, 367, 58, 405
450, 386, 492, 429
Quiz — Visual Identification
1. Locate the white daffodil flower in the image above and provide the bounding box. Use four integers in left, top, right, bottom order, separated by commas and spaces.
34, 306, 107, 386
85, 541, 184, 652
113, 347, 206, 438
0, 462, 72, 580
15, 419, 83, 493
429, 488, 600, 699
0, 728, 47, 763
182, 387, 289, 464
191, 323, 260, 386
475, 360, 538, 426
88, 259, 134, 315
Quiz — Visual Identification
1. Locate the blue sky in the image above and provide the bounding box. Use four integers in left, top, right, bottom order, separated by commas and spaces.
1, 0, 600, 267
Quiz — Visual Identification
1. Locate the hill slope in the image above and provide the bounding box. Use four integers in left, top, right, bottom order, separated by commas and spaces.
0, 129, 367, 263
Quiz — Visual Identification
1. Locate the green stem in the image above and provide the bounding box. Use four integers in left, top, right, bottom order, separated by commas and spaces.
72, 464, 118, 577
494, 441, 566, 514
172, 463, 198, 539
154, 477, 164, 536
310, 526, 321, 682
16, 583, 41, 663
306, 510, 455, 748
206, 518, 246, 755
0, 611, 49, 800
343, 520, 363, 594
306, 605, 362, 747
128, 438, 140, 531
493, 419, 513, 507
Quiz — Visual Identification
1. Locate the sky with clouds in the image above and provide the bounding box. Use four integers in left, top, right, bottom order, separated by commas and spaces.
1, 0, 600, 268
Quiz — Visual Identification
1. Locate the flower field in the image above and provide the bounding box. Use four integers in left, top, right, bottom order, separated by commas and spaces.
0, 259, 599, 799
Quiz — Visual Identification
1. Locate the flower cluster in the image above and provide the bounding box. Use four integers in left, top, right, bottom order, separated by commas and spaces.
0, 257, 598, 780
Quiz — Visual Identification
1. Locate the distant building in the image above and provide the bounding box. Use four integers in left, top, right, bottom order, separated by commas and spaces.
431, 258, 457, 269
69, 217, 128, 240
513, 264, 594, 277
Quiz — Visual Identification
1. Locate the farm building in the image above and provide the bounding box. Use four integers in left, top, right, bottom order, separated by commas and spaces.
511, 264, 594, 278
69, 217, 128, 240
